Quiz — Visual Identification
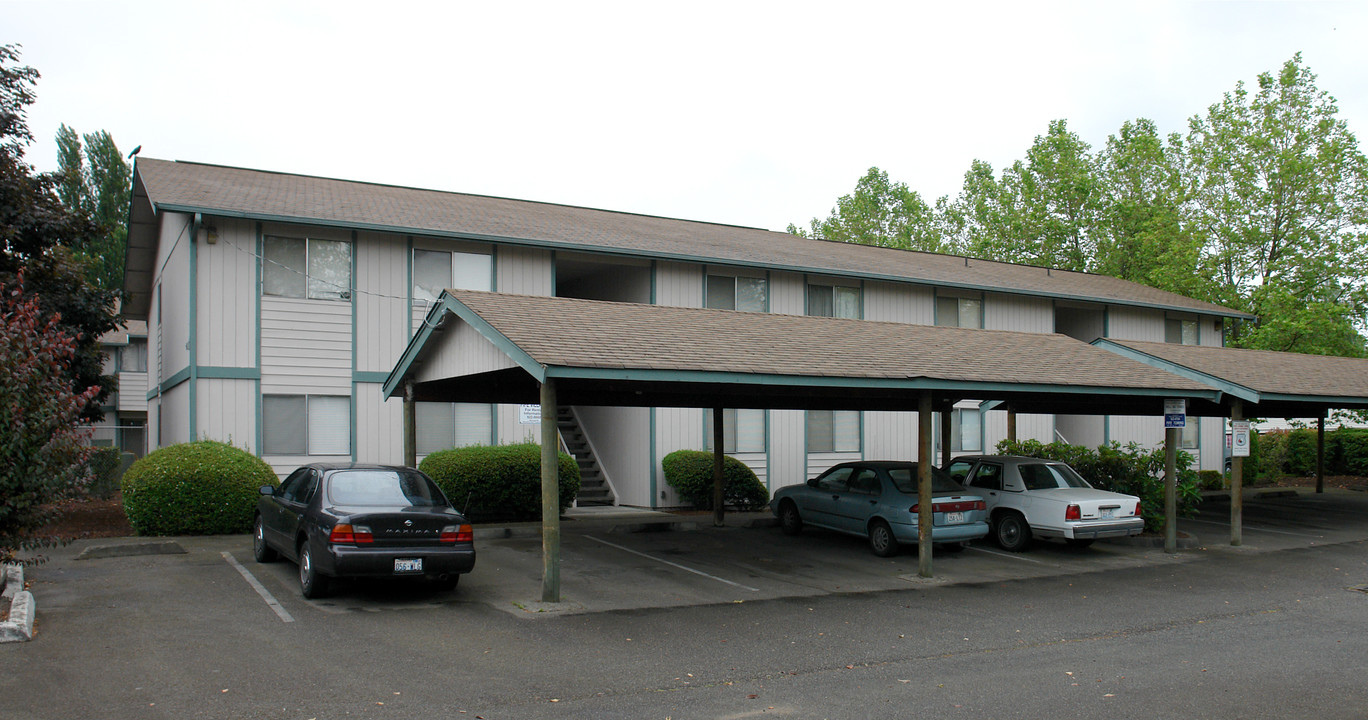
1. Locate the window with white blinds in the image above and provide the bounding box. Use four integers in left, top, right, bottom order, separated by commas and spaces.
415, 402, 494, 454
262, 395, 351, 455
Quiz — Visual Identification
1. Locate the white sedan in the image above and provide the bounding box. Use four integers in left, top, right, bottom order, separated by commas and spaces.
943, 455, 1144, 551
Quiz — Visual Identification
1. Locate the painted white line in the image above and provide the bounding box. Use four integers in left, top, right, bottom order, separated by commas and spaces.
222, 552, 295, 623
965, 545, 1051, 564
1183, 518, 1324, 538
587, 536, 761, 592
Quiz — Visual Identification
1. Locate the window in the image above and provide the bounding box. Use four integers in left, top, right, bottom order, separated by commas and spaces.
1182, 418, 1200, 450
263, 236, 352, 300
969, 462, 1003, 491
807, 410, 861, 453
121, 338, 148, 373
814, 466, 853, 492
848, 469, 881, 495
704, 408, 766, 454
936, 295, 983, 328
706, 275, 767, 312
262, 395, 351, 455
413, 249, 493, 303
1166, 318, 1199, 345
951, 408, 982, 453
416, 402, 494, 454
807, 284, 860, 319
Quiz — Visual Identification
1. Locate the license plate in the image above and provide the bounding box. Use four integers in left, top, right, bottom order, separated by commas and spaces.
944, 512, 966, 525
394, 558, 423, 573
1100, 508, 1116, 519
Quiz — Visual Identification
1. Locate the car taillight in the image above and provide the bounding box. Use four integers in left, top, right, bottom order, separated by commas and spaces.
1065, 505, 1081, 521
911, 500, 985, 513
328, 524, 373, 544
440, 524, 474, 543
1134, 501, 1142, 517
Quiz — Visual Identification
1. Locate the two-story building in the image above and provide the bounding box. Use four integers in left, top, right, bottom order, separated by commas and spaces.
122, 159, 1248, 507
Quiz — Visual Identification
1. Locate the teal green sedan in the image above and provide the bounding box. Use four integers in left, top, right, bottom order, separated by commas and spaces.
771, 461, 989, 556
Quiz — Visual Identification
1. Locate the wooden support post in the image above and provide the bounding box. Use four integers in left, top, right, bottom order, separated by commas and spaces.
1317, 415, 1326, 494
1164, 426, 1178, 554
713, 406, 726, 527
918, 394, 934, 579
1230, 399, 1243, 547
540, 379, 561, 603
1006, 408, 1017, 443
940, 405, 953, 467
403, 381, 417, 469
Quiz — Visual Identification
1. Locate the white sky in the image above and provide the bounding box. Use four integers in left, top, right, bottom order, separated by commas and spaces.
7, 1, 1367, 233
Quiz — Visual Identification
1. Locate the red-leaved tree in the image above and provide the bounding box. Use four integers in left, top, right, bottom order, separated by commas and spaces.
1, 272, 100, 559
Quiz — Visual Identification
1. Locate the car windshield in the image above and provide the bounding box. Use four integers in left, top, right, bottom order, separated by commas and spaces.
326, 470, 449, 507
887, 465, 966, 495
1019, 462, 1093, 490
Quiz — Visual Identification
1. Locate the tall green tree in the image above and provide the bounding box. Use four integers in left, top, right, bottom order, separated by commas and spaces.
55, 124, 131, 292
1185, 53, 1368, 355
0, 44, 117, 419
788, 167, 950, 253
1094, 119, 1213, 301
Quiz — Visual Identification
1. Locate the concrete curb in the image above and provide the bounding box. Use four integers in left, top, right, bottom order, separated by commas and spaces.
1, 564, 34, 643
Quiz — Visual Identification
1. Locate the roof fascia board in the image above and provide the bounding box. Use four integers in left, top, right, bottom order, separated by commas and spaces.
149, 201, 1253, 320
542, 365, 1220, 401
382, 293, 546, 398
1091, 338, 1260, 403
1257, 392, 1368, 408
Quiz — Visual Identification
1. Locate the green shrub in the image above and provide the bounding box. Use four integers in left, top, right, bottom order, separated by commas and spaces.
1197, 470, 1225, 490
85, 447, 124, 500
121, 440, 278, 536
996, 439, 1200, 533
661, 450, 769, 511
1255, 430, 1289, 481
1337, 429, 1368, 476
420, 443, 580, 523
1285, 429, 1318, 477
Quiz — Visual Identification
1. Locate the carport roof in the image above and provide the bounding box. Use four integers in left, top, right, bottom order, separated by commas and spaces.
1094, 339, 1368, 416
385, 290, 1222, 415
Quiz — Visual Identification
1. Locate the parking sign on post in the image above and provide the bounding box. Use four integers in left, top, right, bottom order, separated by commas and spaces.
1164, 399, 1186, 429
1232, 420, 1251, 457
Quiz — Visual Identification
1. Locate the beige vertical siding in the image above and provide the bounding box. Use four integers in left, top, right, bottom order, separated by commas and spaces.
864, 410, 919, 463
355, 231, 409, 374
160, 383, 191, 446
655, 261, 704, 308
985, 292, 1053, 333
576, 405, 650, 504
356, 384, 405, 466
769, 271, 805, 315
414, 320, 519, 384
159, 214, 192, 376
496, 246, 553, 296
195, 379, 258, 454
195, 217, 256, 368
1107, 305, 1165, 341
654, 407, 704, 507
864, 282, 933, 325
768, 409, 806, 490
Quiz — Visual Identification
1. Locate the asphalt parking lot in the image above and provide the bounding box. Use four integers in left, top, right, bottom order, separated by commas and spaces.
4, 487, 1368, 719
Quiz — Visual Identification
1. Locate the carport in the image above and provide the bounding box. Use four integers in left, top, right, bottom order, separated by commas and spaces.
384, 290, 1224, 601
1095, 339, 1368, 546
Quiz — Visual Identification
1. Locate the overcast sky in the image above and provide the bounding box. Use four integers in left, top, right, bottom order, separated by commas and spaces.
7, 1, 1366, 233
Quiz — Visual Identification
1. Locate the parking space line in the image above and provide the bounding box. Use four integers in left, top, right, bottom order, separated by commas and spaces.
1183, 518, 1324, 538
965, 546, 1051, 564
222, 552, 295, 623
586, 536, 761, 592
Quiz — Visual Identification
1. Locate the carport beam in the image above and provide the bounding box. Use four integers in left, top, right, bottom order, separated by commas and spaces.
541, 379, 561, 603
403, 381, 417, 469
1317, 415, 1326, 494
1164, 426, 1178, 554
1231, 399, 1243, 547
713, 407, 725, 527
940, 408, 952, 467
918, 393, 933, 578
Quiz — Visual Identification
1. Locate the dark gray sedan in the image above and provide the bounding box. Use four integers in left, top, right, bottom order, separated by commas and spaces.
254, 463, 476, 598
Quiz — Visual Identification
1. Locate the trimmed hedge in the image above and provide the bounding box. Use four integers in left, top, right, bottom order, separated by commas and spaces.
661, 450, 769, 511
996, 439, 1200, 533
121, 440, 279, 536
419, 443, 580, 523
1257, 428, 1368, 479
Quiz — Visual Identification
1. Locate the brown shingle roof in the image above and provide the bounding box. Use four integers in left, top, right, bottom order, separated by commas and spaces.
132, 158, 1248, 319
446, 290, 1214, 393
1102, 340, 1368, 400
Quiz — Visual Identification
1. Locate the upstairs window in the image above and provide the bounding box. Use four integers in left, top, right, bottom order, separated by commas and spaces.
706, 275, 767, 312
936, 295, 983, 328
263, 236, 352, 300
1166, 318, 1199, 345
121, 338, 147, 373
807, 284, 860, 319
413, 249, 493, 304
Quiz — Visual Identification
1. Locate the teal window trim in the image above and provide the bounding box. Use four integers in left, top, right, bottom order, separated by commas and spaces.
256, 222, 264, 456
189, 213, 199, 440
649, 407, 657, 508
351, 230, 359, 462
406, 236, 414, 339
547, 249, 553, 296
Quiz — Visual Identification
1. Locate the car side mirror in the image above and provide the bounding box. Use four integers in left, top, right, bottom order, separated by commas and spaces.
260, 485, 276, 496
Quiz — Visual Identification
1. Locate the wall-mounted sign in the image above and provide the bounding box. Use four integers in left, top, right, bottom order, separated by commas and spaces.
1232, 420, 1251, 457
519, 404, 542, 425
1164, 399, 1186, 429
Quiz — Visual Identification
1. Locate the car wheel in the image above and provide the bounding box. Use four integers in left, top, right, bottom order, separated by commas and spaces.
778, 501, 803, 536
252, 515, 278, 563
994, 512, 1032, 552
1066, 538, 1095, 549
298, 542, 331, 599
868, 519, 899, 557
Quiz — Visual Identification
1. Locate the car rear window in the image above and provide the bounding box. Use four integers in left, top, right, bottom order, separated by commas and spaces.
1019, 463, 1093, 490
326, 470, 450, 507
888, 465, 966, 494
